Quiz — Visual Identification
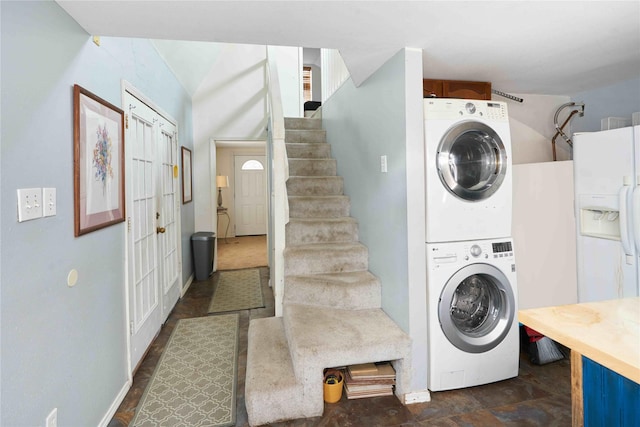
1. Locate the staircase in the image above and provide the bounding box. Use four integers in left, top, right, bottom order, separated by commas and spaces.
245, 117, 411, 426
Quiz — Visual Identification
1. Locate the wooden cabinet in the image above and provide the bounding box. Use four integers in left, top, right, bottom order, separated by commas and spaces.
423, 79, 492, 100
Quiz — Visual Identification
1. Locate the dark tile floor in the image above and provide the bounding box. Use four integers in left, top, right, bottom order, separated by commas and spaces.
110, 267, 572, 427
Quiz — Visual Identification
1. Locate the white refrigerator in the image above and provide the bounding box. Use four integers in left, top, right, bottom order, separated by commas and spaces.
573, 125, 640, 302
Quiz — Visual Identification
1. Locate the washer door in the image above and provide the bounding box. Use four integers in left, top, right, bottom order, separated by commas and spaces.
437, 121, 507, 201
438, 263, 515, 353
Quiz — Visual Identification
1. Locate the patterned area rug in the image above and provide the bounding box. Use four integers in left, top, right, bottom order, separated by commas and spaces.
208, 269, 264, 313
131, 314, 239, 427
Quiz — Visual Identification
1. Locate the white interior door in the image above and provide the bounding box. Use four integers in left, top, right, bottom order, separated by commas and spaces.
125, 92, 181, 371
157, 118, 180, 321
234, 155, 267, 236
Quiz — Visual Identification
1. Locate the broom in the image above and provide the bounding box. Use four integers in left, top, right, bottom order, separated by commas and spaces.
523, 326, 564, 365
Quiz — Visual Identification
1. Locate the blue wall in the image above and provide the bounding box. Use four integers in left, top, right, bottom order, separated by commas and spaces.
0, 1, 193, 425
570, 76, 640, 133
323, 50, 410, 329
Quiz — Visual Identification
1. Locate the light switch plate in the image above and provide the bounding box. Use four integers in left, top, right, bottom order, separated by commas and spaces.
43, 188, 56, 217
17, 188, 43, 222
380, 155, 388, 173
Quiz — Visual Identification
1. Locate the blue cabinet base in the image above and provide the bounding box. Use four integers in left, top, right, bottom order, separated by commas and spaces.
582, 356, 639, 426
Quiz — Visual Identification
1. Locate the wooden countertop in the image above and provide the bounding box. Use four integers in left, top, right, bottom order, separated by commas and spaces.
519, 297, 640, 384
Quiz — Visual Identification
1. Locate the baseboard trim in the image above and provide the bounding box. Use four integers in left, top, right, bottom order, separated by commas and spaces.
98, 379, 132, 427
402, 389, 431, 404
181, 274, 194, 298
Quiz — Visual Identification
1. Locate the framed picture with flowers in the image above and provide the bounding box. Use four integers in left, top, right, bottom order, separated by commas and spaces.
73, 84, 125, 236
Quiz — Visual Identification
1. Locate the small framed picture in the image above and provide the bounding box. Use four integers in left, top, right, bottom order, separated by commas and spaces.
73, 84, 125, 236
182, 146, 192, 204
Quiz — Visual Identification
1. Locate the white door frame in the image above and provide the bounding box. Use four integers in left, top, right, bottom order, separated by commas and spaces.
210, 140, 266, 239
121, 81, 183, 378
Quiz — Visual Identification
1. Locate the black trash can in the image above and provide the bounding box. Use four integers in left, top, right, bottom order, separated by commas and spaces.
191, 232, 216, 281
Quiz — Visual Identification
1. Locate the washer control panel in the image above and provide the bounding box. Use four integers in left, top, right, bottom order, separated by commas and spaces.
429, 239, 515, 265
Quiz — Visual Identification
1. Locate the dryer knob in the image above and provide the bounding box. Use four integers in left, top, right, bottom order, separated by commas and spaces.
465, 102, 476, 114
470, 245, 482, 257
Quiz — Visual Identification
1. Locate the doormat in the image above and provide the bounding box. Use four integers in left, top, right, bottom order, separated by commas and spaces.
208, 268, 264, 313
131, 314, 239, 427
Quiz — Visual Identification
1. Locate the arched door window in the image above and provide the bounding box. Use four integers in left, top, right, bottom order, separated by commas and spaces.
241, 160, 264, 171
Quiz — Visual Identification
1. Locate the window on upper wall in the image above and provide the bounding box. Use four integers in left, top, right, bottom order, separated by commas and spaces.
303, 66, 312, 102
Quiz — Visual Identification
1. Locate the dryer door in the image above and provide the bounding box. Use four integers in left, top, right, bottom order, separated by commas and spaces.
437, 121, 507, 201
438, 263, 515, 353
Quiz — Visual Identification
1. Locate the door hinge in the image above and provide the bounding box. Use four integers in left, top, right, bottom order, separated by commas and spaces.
127, 217, 132, 231
125, 114, 129, 129
130, 321, 134, 335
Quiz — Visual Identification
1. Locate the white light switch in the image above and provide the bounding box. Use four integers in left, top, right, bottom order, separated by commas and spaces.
43, 188, 56, 217
380, 155, 388, 173
17, 188, 43, 222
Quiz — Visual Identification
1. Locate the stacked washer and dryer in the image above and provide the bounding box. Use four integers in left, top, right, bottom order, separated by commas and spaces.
424, 99, 519, 391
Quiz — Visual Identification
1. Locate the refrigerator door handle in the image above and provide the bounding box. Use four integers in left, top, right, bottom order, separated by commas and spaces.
633, 185, 640, 253
619, 185, 634, 258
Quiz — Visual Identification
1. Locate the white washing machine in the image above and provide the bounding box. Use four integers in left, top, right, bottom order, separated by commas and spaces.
426, 238, 519, 391
424, 99, 513, 243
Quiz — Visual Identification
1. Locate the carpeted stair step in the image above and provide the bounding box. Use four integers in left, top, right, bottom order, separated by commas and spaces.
284, 117, 322, 130
286, 176, 343, 196
284, 271, 381, 310
282, 303, 412, 417
285, 129, 326, 144
286, 142, 331, 159
288, 195, 351, 218
288, 158, 337, 176
245, 317, 306, 426
286, 217, 358, 245
284, 242, 368, 275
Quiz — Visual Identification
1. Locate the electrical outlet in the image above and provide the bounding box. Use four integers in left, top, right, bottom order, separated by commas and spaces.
17, 188, 43, 222
45, 408, 57, 427
43, 188, 57, 217
380, 155, 388, 173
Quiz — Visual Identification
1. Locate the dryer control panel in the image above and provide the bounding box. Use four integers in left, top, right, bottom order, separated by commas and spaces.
424, 99, 508, 122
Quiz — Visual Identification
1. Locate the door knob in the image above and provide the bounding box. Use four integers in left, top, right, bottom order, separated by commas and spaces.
157, 227, 166, 234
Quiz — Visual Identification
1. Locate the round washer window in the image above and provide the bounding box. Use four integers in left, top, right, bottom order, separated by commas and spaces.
437, 121, 507, 201
439, 264, 515, 353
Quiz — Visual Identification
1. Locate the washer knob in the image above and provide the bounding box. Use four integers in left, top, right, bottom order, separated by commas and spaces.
465, 102, 476, 114
470, 245, 482, 257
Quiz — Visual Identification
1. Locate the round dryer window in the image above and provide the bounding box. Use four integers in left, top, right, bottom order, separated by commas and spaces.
436, 121, 507, 201
438, 263, 515, 353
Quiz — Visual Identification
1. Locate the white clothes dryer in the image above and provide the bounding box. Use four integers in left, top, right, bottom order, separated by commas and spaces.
426, 238, 519, 391
424, 99, 513, 243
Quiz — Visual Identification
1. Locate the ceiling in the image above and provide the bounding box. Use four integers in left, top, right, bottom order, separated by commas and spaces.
57, 1, 640, 96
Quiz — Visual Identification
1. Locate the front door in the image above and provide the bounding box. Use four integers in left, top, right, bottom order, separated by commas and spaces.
234, 155, 267, 236
125, 91, 181, 371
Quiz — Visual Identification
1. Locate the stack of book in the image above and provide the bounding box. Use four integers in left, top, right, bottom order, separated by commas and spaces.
344, 362, 396, 399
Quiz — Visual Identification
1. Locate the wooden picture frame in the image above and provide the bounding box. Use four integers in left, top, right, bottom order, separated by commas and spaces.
73, 84, 125, 236
181, 146, 192, 204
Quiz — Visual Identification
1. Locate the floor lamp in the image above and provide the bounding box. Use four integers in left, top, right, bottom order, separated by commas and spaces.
216, 175, 229, 208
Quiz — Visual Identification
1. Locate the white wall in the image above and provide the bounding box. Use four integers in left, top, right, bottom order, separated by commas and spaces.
193, 44, 301, 234
499, 93, 572, 163
192, 44, 268, 233
322, 48, 428, 394
268, 46, 302, 118
513, 161, 578, 309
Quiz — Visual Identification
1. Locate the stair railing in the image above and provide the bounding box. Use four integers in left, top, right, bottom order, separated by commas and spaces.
266, 46, 289, 317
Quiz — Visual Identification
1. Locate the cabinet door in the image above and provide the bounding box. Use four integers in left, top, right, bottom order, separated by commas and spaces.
443, 80, 492, 100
